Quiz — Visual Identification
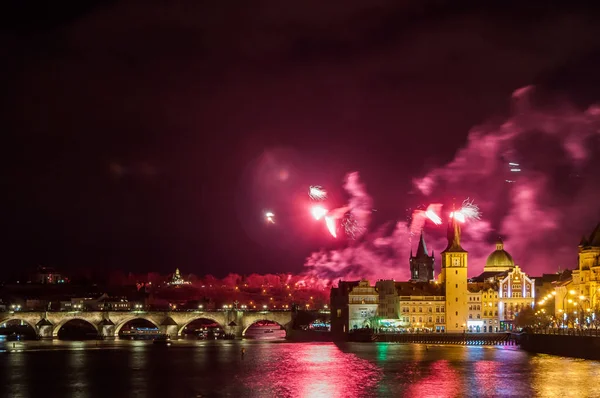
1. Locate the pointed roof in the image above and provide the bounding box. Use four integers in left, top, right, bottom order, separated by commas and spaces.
442, 211, 466, 253
415, 230, 430, 258
588, 223, 600, 247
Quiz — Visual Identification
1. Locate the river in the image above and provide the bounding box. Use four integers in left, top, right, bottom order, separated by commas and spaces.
1, 340, 599, 397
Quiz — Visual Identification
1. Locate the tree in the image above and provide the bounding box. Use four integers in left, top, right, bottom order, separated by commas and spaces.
514, 306, 536, 329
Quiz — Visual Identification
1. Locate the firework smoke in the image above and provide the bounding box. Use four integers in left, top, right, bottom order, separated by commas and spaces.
309, 185, 327, 201
305, 86, 600, 282
311, 172, 372, 239
409, 203, 443, 236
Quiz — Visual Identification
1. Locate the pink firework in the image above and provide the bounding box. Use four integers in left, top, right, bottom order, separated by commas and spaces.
325, 216, 337, 238
311, 205, 328, 220
425, 204, 442, 225
449, 211, 466, 223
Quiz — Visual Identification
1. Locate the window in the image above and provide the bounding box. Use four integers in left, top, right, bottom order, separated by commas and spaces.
469, 314, 472, 319
419, 317, 422, 322
455, 270, 458, 275
436, 316, 440, 323
456, 284, 458, 288
428, 316, 432, 322
477, 314, 481, 319
419, 307, 422, 312
337, 309, 342, 318
455, 298, 458, 302
455, 311, 458, 316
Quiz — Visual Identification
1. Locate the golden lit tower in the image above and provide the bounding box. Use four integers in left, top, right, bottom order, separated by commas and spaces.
439, 210, 468, 333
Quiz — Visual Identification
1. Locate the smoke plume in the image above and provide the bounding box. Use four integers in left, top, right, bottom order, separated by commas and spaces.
304, 86, 600, 284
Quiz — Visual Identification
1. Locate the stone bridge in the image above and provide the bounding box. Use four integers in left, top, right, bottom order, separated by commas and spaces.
0, 310, 294, 339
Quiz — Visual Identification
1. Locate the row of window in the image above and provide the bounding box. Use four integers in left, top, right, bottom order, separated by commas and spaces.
400, 306, 445, 313
401, 316, 445, 324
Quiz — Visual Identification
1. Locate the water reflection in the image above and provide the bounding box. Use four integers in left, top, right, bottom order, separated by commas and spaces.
0, 340, 599, 397
241, 343, 381, 397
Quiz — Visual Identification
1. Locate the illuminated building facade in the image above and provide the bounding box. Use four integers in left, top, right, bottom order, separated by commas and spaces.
554, 224, 600, 322
376, 280, 445, 332
330, 222, 538, 334
347, 280, 379, 330
438, 215, 468, 333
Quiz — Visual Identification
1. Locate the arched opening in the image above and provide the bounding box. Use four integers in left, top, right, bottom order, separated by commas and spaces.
0, 319, 37, 341
243, 320, 286, 340
180, 318, 225, 340
118, 319, 160, 340
56, 319, 98, 340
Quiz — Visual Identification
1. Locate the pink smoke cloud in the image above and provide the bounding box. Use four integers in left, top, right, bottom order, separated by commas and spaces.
304, 86, 600, 283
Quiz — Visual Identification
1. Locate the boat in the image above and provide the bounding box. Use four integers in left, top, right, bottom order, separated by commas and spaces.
153, 334, 172, 345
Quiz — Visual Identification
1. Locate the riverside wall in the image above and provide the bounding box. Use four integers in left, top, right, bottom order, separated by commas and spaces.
518, 333, 600, 360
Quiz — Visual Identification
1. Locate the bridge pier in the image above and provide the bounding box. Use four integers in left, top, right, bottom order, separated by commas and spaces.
99, 320, 116, 339
36, 319, 53, 339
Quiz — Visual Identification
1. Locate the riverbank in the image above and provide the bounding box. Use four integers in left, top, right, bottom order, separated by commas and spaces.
518, 333, 600, 360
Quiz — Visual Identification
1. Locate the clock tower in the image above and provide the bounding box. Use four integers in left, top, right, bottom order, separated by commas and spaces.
439, 212, 468, 333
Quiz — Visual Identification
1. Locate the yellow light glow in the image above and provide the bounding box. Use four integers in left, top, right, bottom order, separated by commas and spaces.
570, 290, 576, 295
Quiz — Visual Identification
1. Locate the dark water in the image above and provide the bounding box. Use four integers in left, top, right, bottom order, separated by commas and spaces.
1, 340, 599, 398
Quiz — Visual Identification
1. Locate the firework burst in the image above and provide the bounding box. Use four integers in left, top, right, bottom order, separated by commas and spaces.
309, 185, 327, 201
459, 198, 481, 221
311, 205, 328, 220
324, 216, 337, 238
342, 213, 363, 240
265, 211, 275, 224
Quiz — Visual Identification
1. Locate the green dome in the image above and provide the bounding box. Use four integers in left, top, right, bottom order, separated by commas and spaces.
485, 239, 515, 268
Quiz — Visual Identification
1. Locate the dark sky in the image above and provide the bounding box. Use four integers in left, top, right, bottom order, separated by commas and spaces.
3, 1, 600, 279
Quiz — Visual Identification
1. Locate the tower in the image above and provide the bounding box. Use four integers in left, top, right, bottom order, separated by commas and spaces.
409, 230, 435, 282
439, 213, 468, 333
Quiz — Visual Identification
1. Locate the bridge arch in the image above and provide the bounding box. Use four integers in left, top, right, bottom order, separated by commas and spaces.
177, 316, 226, 337
242, 319, 288, 337
53, 318, 99, 337
0, 317, 38, 334
114, 317, 161, 335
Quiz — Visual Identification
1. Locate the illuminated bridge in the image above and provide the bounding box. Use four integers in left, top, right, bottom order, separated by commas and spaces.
0, 310, 294, 339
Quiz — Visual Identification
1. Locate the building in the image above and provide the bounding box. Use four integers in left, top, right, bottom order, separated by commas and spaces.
330, 280, 360, 336
33, 266, 65, 284
167, 268, 191, 286
375, 280, 445, 332
347, 280, 379, 330
330, 216, 538, 335
409, 231, 435, 282
438, 214, 468, 333
554, 224, 600, 322
571, 224, 600, 308
483, 238, 514, 273
497, 266, 535, 330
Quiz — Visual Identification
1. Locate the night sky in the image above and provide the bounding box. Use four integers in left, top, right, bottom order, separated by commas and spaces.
3, 1, 600, 280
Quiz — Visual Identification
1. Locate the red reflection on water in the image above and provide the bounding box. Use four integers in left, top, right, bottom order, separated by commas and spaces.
474, 360, 503, 395
404, 360, 460, 398
242, 343, 380, 397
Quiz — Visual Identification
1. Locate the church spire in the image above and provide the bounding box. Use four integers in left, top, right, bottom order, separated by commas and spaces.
444, 201, 466, 252
416, 229, 429, 257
